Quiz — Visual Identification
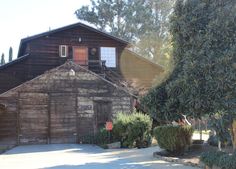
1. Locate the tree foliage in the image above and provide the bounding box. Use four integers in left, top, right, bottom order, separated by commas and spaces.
9, 47, 13, 62
0, 53, 5, 65
142, 0, 236, 122
75, 0, 175, 68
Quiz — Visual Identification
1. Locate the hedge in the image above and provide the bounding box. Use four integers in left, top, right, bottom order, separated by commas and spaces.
201, 151, 236, 169
112, 112, 152, 148
153, 125, 193, 155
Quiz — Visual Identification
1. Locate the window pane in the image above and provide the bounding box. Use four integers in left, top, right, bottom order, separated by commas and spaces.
61, 46, 66, 56
100, 47, 116, 67
59, 45, 67, 57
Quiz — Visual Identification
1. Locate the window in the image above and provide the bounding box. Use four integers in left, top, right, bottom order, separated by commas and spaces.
59, 45, 68, 57
100, 47, 116, 67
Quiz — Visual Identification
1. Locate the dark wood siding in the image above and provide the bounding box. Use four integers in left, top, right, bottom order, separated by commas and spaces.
0, 57, 30, 94
0, 24, 163, 95
24, 26, 126, 77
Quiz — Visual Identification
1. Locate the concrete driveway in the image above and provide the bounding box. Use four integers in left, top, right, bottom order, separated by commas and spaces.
0, 144, 199, 169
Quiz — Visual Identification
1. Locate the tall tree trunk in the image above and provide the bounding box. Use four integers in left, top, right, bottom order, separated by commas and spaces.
198, 119, 202, 140
218, 140, 222, 151
231, 119, 236, 150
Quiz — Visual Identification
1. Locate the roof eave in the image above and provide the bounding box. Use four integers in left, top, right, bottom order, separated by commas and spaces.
17, 22, 132, 57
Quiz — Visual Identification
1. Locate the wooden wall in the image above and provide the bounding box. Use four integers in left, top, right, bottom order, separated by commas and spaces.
0, 24, 163, 95
0, 97, 17, 145
0, 57, 30, 94
23, 25, 127, 77
0, 62, 133, 145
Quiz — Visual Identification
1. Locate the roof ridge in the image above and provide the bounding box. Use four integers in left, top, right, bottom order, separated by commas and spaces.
0, 61, 137, 98
18, 22, 131, 57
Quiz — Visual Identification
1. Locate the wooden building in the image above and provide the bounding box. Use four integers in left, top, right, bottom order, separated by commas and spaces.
0, 22, 163, 94
0, 62, 133, 145
0, 22, 163, 145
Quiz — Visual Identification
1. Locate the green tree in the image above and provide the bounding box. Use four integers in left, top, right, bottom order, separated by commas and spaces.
9, 47, 13, 62
75, 0, 175, 68
1, 53, 5, 65
75, 0, 151, 41
142, 0, 236, 149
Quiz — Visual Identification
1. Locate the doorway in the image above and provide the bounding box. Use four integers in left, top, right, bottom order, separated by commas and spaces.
49, 93, 77, 143
73, 46, 88, 66
93, 101, 112, 131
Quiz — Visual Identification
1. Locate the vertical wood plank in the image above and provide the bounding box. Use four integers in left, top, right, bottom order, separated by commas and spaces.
16, 92, 20, 145
47, 93, 51, 144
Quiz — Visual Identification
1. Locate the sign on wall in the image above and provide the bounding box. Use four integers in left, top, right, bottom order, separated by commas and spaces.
105, 121, 113, 131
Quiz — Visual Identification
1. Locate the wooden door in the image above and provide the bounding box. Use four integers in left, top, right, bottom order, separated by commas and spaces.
73, 47, 88, 66
94, 101, 112, 131
49, 93, 77, 143
19, 93, 49, 144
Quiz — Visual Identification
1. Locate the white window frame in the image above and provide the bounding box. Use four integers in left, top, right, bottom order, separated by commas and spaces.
100, 47, 116, 68
59, 45, 68, 57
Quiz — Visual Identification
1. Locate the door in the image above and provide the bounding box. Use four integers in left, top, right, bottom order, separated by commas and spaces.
73, 46, 88, 66
49, 93, 77, 143
19, 93, 49, 144
94, 101, 112, 131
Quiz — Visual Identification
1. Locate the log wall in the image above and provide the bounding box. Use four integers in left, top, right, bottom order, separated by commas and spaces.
0, 62, 133, 145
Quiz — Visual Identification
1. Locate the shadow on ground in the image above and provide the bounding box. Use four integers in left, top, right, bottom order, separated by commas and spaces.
1, 144, 199, 169
3, 144, 104, 155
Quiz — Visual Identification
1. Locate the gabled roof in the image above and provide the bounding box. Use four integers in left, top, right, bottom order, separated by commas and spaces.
125, 49, 164, 71
0, 54, 29, 70
0, 61, 137, 98
18, 22, 131, 57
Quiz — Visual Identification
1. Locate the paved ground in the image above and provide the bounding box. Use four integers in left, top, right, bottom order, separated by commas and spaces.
0, 144, 199, 169
192, 133, 209, 141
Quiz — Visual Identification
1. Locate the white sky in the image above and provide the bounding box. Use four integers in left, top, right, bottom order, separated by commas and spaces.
0, 0, 90, 61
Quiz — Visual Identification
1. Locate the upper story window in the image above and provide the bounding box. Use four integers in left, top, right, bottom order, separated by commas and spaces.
59, 45, 68, 57
100, 47, 116, 68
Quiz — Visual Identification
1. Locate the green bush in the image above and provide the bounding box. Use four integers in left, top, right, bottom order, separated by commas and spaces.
201, 151, 236, 169
153, 125, 193, 155
113, 112, 152, 148
200, 151, 226, 167
218, 152, 236, 169
79, 128, 114, 146
95, 128, 113, 145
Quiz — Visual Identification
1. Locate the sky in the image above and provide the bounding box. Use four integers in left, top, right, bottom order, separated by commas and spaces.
0, 0, 90, 61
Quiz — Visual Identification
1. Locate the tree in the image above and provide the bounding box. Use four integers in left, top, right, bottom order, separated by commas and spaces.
75, 0, 150, 41
9, 47, 13, 62
75, 0, 175, 68
142, 0, 236, 149
1, 53, 5, 65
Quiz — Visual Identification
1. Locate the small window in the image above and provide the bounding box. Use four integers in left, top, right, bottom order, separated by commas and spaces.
100, 47, 116, 67
59, 45, 68, 57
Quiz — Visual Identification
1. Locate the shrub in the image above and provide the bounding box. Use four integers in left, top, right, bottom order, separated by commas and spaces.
207, 134, 232, 147
200, 151, 226, 167
153, 125, 193, 155
79, 128, 115, 146
113, 112, 152, 148
201, 151, 236, 169
95, 128, 113, 145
